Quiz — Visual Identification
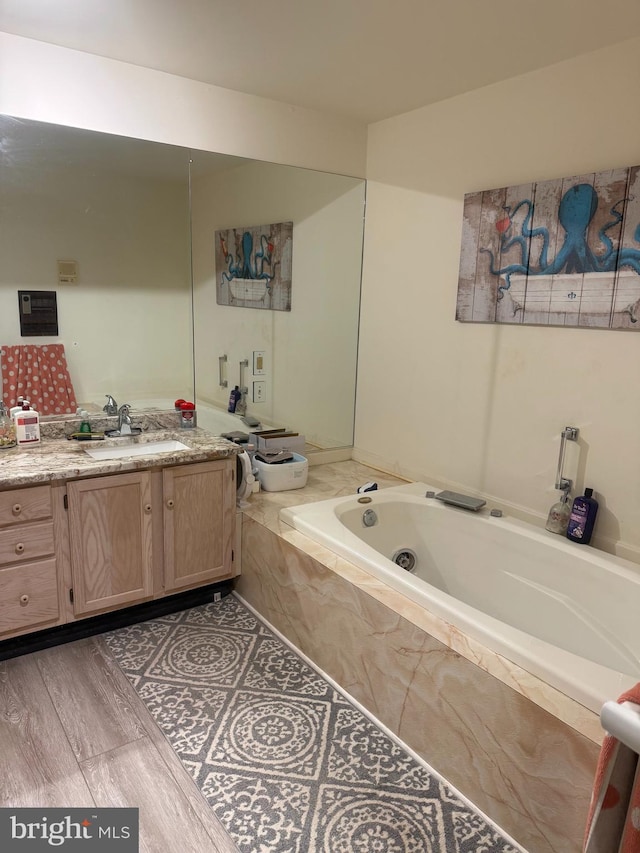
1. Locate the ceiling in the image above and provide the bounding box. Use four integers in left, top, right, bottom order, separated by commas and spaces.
2, 0, 640, 124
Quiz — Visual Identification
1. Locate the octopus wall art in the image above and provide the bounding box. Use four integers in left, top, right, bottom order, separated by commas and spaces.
215, 221, 293, 311
456, 165, 640, 329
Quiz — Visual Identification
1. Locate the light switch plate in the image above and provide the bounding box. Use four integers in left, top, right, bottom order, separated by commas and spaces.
253, 350, 266, 375
253, 381, 266, 403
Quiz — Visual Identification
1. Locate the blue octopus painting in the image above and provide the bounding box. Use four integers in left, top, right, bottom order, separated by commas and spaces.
215, 221, 293, 311
456, 166, 640, 329
219, 230, 275, 287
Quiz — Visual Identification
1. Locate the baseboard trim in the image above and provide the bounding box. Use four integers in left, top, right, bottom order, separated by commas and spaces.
0, 580, 234, 661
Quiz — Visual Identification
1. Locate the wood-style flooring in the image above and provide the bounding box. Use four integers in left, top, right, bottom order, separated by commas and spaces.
0, 636, 240, 852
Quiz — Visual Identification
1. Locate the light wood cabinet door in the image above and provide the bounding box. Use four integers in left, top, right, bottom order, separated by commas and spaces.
0, 485, 52, 527
67, 471, 154, 616
163, 459, 235, 592
0, 520, 55, 566
0, 558, 59, 635
0, 484, 60, 638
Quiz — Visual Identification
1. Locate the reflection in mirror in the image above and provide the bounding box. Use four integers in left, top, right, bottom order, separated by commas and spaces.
0, 115, 365, 449
190, 152, 365, 450
0, 114, 194, 414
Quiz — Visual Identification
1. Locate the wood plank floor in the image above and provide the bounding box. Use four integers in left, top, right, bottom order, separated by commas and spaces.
0, 636, 240, 853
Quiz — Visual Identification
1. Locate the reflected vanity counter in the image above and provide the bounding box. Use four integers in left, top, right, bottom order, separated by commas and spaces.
236, 461, 601, 853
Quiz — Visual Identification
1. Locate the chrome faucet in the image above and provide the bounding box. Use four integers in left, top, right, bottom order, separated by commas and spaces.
103, 394, 118, 416
117, 403, 132, 435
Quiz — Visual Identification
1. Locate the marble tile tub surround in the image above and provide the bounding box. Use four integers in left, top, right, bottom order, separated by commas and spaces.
237, 508, 599, 853
241, 460, 603, 747
0, 411, 239, 488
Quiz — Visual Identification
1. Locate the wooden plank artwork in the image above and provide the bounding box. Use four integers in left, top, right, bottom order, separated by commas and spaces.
215, 221, 293, 311
456, 166, 640, 330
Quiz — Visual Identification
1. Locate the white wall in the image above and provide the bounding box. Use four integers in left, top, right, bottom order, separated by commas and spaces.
191, 160, 364, 448
358, 38, 640, 560
0, 157, 192, 406
0, 33, 367, 177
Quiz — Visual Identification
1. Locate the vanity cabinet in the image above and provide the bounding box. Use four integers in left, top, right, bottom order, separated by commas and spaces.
0, 485, 60, 637
0, 456, 237, 638
65, 458, 236, 618
67, 471, 154, 616
163, 459, 236, 592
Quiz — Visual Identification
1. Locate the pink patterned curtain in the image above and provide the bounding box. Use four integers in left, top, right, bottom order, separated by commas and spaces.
1, 344, 77, 415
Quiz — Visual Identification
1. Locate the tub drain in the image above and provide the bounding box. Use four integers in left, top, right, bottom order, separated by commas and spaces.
392, 548, 417, 572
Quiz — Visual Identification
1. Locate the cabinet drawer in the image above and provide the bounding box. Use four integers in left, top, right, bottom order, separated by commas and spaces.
0, 558, 59, 635
0, 485, 52, 527
0, 521, 55, 567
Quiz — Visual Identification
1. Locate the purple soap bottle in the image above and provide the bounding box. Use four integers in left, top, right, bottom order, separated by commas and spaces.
566, 488, 599, 545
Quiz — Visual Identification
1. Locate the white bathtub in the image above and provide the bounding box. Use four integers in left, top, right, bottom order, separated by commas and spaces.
280, 481, 640, 714
194, 403, 256, 435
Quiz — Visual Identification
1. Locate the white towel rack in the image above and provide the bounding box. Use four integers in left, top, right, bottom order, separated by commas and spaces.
601, 701, 640, 753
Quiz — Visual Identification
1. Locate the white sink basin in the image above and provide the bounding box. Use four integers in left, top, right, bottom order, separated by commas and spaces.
84, 439, 190, 461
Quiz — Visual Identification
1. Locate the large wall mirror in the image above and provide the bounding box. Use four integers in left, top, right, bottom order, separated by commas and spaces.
0, 115, 365, 450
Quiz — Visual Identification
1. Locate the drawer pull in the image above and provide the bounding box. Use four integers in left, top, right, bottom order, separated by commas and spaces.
15, 543, 25, 554
19, 594, 29, 606
166, 499, 175, 509
12, 503, 22, 516
144, 503, 152, 514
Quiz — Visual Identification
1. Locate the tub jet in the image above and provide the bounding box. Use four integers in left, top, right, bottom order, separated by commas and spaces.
362, 508, 378, 527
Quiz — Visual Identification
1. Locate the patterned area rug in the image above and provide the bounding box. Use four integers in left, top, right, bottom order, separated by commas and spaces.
104, 595, 520, 853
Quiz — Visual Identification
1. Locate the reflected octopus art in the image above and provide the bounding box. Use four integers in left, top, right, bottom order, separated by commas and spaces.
215, 221, 293, 312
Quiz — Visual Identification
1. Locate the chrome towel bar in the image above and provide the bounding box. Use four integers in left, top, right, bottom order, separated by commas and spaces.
218, 354, 228, 388
601, 701, 640, 753
555, 425, 579, 491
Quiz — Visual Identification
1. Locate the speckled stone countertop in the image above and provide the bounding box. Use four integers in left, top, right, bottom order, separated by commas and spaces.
0, 411, 240, 488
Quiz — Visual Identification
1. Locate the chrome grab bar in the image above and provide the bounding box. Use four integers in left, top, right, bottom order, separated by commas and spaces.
555, 426, 579, 491
218, 354, 228, 388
